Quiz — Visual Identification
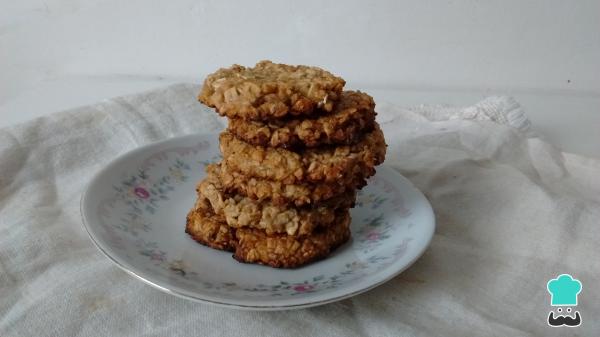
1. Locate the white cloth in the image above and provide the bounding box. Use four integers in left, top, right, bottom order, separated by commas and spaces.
1, 84, 598, 337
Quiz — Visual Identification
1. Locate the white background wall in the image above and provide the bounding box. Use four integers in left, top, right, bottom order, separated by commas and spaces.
2, 0, 599, 156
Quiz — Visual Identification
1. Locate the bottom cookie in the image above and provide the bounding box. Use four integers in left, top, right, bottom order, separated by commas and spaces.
185, 199, 236, 251
185, 198, 351, 268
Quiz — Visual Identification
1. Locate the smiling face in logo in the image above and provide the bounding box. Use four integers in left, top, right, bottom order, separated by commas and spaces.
546, 274, 582, 328
548, 307, 581, 327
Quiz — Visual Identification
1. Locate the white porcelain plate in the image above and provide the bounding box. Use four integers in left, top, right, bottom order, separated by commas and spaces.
81, 133, 435, 310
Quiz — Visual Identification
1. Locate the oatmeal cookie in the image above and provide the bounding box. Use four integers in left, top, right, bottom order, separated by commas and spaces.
220, 123, 386, 184
186, 198, 351, 268
213, 162, 361, 206
196, 169, 356, 236
198, 60, 345, 120
228, 91, 376, 148
185, 198, 236, 251
234, 210, 351, 268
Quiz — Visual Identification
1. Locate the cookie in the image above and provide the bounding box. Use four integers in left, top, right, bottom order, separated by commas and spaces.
220, 123, 386, 185
196, 168, 356, 236
198, 60, 345, 120
234, 210, 351, 268
185, 199, 236, 251
228, 91, 376, 148
213, 162, 362, 207
186, 198, 351, 268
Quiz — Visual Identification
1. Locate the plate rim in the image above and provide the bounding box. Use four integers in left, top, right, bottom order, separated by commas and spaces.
81, 134, 436, 310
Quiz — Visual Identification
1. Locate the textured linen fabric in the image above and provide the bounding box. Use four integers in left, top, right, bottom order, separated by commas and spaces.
1, 84, 598, 337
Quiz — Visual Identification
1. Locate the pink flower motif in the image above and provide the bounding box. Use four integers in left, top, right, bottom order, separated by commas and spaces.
367, 231, 380, 241
150, 252, 164, 261
292, 284, 314, 292
134, 187, 150, 199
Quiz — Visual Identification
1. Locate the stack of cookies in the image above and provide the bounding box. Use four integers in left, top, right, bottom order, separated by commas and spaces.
186, 61, 386, 268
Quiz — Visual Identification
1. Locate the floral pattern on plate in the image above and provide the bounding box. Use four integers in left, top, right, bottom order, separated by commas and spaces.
82, 134, 435, 309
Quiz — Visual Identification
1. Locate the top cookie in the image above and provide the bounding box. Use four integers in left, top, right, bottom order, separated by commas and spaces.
198, 60, 345, 120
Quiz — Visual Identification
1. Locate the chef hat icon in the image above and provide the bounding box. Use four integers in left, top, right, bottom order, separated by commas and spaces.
547, 274, 582, 306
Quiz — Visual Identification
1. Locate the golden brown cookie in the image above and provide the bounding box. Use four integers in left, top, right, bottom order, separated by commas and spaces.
228, 91, 376, 148
213, 162, 362, 207
220, 123, 386, 185
234, 210, 351, 268
185, 199, 236, 251
198, 60, 345, 120
185, 198, 351, 268
196, 169, 356, 236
